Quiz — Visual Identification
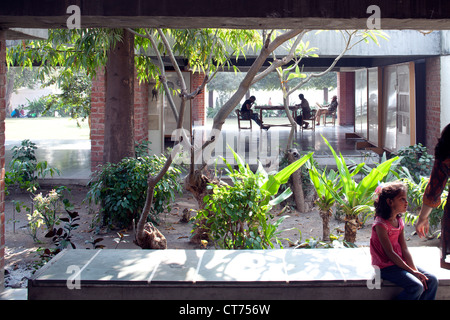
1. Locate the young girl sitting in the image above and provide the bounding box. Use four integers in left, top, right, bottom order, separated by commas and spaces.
370, 181, 438, 300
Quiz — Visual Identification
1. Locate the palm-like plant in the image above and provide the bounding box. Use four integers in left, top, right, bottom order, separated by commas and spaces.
192, 147, 314, 248
309, 163, 340, 241
319, 136, 399, 243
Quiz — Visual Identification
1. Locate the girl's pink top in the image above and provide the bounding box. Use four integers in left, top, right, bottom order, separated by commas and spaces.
370, 215, 404, 269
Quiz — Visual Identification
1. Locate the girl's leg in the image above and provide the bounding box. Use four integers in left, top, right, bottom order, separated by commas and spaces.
380, 265, 424, 300
418, 268, 439, 300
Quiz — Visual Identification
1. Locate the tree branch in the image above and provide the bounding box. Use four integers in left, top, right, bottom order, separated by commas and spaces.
126, 28, 180, 122
251, 30, 307, 86
156, 28, 188, 97
287, 30, 356, 96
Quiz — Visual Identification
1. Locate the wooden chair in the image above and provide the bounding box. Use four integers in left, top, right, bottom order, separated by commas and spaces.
323, 110, 337, 126
315, 102, 337, 126
235, 109, 252, 130
301, 109, 316, 132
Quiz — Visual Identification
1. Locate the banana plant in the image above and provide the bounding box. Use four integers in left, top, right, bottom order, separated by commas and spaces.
227, 146, 314, 206
309, 162, 340, 241
319, 136, 399, 243
196, 147, 313, 249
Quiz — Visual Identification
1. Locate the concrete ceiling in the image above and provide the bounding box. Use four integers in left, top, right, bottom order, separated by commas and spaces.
1, 0, 450, 30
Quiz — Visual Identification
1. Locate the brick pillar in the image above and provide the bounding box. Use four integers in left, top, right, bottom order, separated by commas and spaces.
425, 57, 441, 151
134, 72, 149, 144
337, 72, 355, 126
0, 30, 6, 292
90, 68, 150, 171
191, 72, 206, 125
90, 68, 106, 172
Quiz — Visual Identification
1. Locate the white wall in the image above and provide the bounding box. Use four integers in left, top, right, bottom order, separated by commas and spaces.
441, 55, 450, 132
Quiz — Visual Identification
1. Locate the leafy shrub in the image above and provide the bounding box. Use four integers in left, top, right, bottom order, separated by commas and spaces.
25, 97, 47, 116
194, 148, 312, 249
15, 186, 73, 242
402, 174, 447, 233
397, 143, 434, 182
5, 139, 61, 193
86, 155, 182, 228
33, 186, 73, 230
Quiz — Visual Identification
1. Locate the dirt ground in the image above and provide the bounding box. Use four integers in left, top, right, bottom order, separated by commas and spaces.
3, 183, 441, 288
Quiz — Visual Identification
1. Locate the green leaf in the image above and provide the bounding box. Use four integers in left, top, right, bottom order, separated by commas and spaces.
261, 152, 312, 198
269, 187, 293, 206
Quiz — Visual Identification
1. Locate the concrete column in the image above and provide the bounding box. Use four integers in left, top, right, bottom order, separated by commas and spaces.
148, 81, 163, 156
440, 56, 450, 135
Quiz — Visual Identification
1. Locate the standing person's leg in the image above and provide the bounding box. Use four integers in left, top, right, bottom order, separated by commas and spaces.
441, 208, 450, 269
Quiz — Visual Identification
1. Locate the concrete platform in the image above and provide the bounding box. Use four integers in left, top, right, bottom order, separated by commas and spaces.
28, 247, 450, 300
0, 288, 27, 300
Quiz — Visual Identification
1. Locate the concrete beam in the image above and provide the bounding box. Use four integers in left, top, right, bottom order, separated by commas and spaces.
0, 0, 450, 30
5, 28, 48, 40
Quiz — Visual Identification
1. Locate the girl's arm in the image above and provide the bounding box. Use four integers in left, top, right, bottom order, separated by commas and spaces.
399, 229, 429, 289
375, 225, 412, 271
375, 225, 429, 286
398, 229, 417, 271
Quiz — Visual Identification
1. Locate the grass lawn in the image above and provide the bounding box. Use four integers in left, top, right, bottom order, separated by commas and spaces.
5, 117, 90, 140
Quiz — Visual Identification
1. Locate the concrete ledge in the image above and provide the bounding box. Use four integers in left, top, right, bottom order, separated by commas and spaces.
28, 247, 450, 300
0, 288, 27, 300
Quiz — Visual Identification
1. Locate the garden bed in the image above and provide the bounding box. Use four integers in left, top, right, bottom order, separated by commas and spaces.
3, 184, 440, 288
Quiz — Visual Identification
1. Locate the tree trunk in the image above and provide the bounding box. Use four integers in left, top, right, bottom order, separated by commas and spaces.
184, 169, 216, 244
319, 209, 332, 241
135, 222, 167, 249
287, 148, 306, 213
104, 29, 135, 164
344, 215, 358, 244
135, 174, 169, 249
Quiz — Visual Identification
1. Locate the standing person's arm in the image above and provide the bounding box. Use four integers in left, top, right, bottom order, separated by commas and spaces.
416, 159, 448, 237
416, 204, 433, 238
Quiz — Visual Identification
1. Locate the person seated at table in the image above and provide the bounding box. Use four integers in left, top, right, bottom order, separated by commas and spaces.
295, 94, 312, 129
240, 96, 269, 130
315, 95, 338, 125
